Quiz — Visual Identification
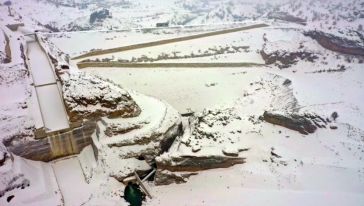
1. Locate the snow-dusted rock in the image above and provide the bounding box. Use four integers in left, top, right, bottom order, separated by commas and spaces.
107, 158, 152, 182
304, 30, 364, 56
267, 12, 306, 25
89, 91, 182, 180
262, 111, 334, 135
63, 72, 141, 122
154, 170, 197, 185
155, 108, 247, 185
222, 145, 239, 157
260, 38, 318, 68
156, 155, 245, 172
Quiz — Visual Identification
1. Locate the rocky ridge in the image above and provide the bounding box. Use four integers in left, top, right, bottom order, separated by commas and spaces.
304, 30, 364, 57
262, 111, 338, 135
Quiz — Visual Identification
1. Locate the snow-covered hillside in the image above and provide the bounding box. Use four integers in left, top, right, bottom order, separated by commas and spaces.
2, 0, 362, 39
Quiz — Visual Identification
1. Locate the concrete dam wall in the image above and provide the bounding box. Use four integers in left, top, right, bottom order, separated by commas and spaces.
7, 121, 96, 162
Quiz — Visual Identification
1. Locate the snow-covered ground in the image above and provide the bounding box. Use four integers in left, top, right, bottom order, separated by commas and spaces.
72, 25, 266, 64
46, 23, 251, 57
84, 63, 364, 205
76, 20, 364, 205
0, 155, 63, 206
85, 67, 262, 113
52, 157, 93, 206
1, 0, 364, 205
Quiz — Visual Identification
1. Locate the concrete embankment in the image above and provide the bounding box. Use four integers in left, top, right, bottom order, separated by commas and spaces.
8, 121, 96, 162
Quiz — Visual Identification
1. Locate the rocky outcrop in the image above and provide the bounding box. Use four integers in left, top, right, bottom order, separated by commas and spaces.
89, 9, 111, 24
89, 92, 183, 181
154, 108, 248, 185
154, 151, 246, 185
267, 12, 306, 25
156, 155, 245, 172
304, 31, 364, 56
63, 72, 141, 122
154, 170, 197, 185
260, 47, 318, 68
262, 111, 331, 135
23, 37, 141, 162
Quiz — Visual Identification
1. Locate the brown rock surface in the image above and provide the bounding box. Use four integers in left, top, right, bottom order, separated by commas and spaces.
262, 111, 329, 135
304, 31, 364, 56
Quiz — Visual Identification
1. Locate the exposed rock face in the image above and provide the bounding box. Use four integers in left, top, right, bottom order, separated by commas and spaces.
156, 155, 245, 172
260, 46, 318, 68
267, 12, 306, 25
89, 9, 111, 24
262, 111, 330, 135
154, 170, 197, 185
304, 31, 364, 56
63, 72, 141, 122
40, 36, 141, 123
154, 108, 248, 185
155, 152, 246, 185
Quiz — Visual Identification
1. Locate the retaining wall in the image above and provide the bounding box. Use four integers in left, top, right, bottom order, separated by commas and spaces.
8, 121, 96, 162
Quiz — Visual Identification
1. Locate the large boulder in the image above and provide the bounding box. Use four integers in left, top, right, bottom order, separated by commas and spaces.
262, 111, 330, 135
156, 155, 245, 172
63, 72, 141, 122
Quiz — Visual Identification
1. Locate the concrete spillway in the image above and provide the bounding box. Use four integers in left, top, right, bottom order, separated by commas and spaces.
6, 40, 97, 162
27, 41, 69, 132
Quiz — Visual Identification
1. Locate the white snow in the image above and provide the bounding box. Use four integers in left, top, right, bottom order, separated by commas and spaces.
27, 41, 57, 86
1, 0, 364, 205
147, 123, 364, 205
35, 85, 69, 132
85, 67, 260, 113
0, 155, 63, 206
52, 157, 93, 206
